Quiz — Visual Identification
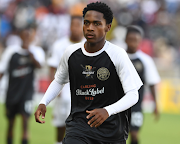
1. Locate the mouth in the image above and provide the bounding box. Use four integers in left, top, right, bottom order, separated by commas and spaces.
86, 33, 95, 39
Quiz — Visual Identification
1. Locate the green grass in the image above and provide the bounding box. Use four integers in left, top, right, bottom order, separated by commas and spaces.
137, 113, 180, 144
0, 104, 55, 144
0, 103, 179, 144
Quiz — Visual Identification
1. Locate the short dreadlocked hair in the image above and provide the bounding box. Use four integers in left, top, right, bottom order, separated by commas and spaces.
83, 1, 113, 24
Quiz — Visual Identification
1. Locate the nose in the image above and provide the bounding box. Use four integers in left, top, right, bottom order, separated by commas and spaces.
87, 23, 94, 31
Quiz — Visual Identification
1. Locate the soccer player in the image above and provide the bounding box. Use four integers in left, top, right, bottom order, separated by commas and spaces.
47, 15, 84, 144
0, 25, 45, 144
125, 25, 160, 144
34, 2, 143, 144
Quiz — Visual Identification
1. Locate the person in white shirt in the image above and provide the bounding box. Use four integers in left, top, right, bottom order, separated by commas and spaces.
125, 25, 160, 144
0, 24, 45, 144
47, 15, 84, 144
34, 2, 143, 144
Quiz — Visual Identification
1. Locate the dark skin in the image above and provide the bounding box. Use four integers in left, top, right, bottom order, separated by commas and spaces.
20, 29, 41, 68
0, 28, 41, 142
125, 32, 159, 120
0, 73, 3, 80
34, 10, 111, 128
70, 17, 84, 43
49, 17, 84, 142
83, 11, 111, 53
0, 28, 41, 89
125, 32, 159, 143
150, 85, 159, 120
125, 32, 142, 54
49, 17, 84, 81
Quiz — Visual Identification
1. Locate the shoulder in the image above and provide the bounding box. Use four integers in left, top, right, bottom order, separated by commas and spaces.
56, 42, 82, 71
105, 41, 128, 58
54, 37, 69, 45
104, 41, 131, 69
29, 45, 44, 54
0, 45, 20, 72
52, 37, 70, 50
7, 45, 21, 50
29, 45, 45, 62
64, 42, 82, 56
4, 45, 20, 56
137, 51, 155, 65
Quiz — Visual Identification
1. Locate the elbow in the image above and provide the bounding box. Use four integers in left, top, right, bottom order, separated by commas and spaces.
36, 63, 42, 69
133, 91, 139, 105
37, 65, 42, 69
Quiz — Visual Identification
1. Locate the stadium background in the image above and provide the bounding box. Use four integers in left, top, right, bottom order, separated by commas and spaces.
0, 0, 180, 144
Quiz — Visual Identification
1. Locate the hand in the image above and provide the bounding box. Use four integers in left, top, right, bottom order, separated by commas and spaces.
86, 108, 109, 128
153, 106, 160, 121
34, 104, 46, 124
28, 50, 41, 68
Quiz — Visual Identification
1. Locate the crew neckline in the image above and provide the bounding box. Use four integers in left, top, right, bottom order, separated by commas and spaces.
81, 41, 109, 57
127, 51, 140, 59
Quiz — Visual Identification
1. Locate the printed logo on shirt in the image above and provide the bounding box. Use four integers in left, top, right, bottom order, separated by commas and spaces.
81, 64, 96, 79
12, 67, 32, 77
97, 67, 110, 81
19, 57, 30, 65
80, 84, 96, 89
133, 61, 143, 72
76, 87, 104, 97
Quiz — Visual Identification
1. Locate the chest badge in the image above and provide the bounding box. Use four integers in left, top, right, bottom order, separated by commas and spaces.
81, 65, 96, 79
97, 67, 110, 81
133, 61, 143, 72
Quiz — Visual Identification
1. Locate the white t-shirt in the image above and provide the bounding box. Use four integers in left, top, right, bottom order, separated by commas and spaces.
47, 37, 85, 100
0, 44, 45, 73
55, 41, 142, 93
47, 36, 85, 68
128, 50, 160, 85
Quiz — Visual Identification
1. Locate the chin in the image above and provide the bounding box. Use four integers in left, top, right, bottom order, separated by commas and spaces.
86, 39, 96, 44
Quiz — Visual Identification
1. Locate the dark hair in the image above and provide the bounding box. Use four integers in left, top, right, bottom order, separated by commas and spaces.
126, 25, 144, 37
16, 22, 37, 34
71, 15, 83, 21
83, 1, 113, 24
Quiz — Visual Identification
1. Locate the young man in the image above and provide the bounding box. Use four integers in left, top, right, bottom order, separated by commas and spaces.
0, 25, 45, 144
47, 16, 84, 144
35, 2, 143, 144
125, 25, 160, 144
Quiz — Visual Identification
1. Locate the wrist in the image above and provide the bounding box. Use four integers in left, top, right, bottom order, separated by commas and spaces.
103, 107, 112, 117
39, 100, 47, 106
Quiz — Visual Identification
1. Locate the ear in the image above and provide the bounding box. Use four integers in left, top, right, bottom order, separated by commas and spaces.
125, 36, 128, 44
105, 24, 111, 32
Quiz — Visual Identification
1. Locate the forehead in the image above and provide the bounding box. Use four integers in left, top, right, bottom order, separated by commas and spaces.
71, 17, 82, 23
20, 29, 29, 35
126, 32, 141, 39
84, 10, 104, 21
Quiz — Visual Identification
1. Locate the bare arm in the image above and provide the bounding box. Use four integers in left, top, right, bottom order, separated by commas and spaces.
150, 85, 160, 120
49, 66, 56, 82
34, 80, 64, 123
0, 73, 4, 90
29, 51, 41, 68
0, 73, 3, 80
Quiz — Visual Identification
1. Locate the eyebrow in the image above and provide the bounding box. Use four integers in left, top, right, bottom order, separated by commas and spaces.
84, 20, 101, 23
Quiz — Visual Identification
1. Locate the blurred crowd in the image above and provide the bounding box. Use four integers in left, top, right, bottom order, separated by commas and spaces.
0, 0, 180, 77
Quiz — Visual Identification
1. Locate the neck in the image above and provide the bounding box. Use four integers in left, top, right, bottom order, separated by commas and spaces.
126, 48, 136, 54
70, 36, 82, 43
22, 44, 29, 49
85, 39, 106, 53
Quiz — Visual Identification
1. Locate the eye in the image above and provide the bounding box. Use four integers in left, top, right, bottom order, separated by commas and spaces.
94, 23, 100, 26
84, 21, 89, 25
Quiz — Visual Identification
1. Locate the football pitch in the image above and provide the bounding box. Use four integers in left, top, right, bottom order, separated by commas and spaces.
0, 103, 179, 144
